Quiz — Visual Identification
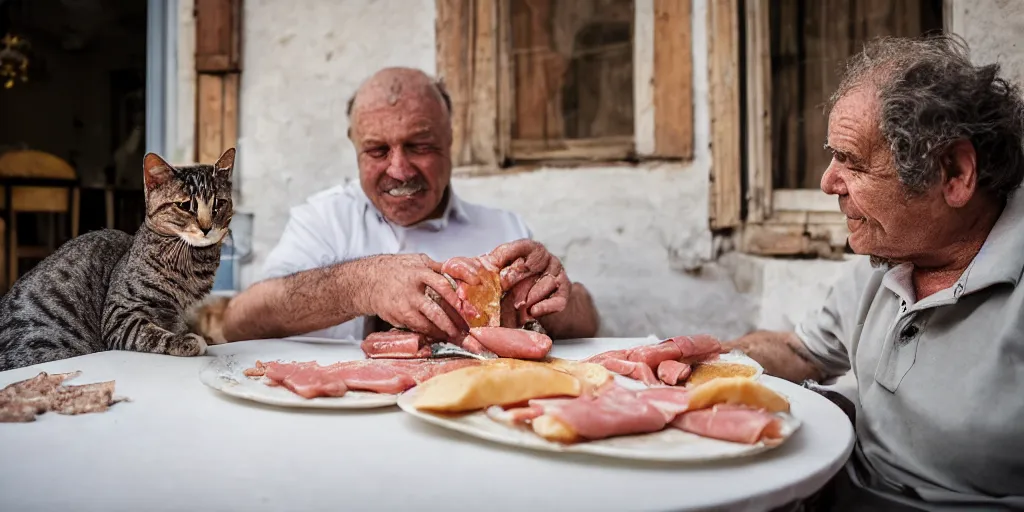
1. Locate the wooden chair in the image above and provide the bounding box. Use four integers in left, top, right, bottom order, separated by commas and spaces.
0, 149, 80, 292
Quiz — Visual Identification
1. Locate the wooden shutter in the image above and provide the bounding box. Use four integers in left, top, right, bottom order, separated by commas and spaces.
195, 0, 242, 73
652, 0, 694, 159
707, 0, 741, 230
435, 0, 502, 168
195, 0, 242, 164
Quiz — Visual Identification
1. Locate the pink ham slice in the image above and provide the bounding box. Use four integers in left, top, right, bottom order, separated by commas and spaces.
322, 362, 418, 395
254, 359, 482, 399
657, 360, 691, 386
587, 353, 660, 386
527, 383, 669, 441
466, 326, 552, 359
635, 386, 692, 422
491, 383, 784, 446
671, 404, 784, 445
386, 359, 482, 382
584, 335, 722, 386
361, 330, 431, 359
262, 361, 349, 399
672, 335, 722, 363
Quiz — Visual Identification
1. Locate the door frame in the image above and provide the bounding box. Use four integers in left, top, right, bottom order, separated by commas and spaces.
145, 0, 178, 157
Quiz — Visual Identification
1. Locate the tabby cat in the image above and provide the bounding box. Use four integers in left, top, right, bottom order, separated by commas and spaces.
0, 148, 235, 371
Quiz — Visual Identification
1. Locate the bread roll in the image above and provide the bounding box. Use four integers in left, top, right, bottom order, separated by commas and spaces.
685, 362, 759, 388
543, 358, 613, 390
413, 359, 582, 413
686, 377, 790, 413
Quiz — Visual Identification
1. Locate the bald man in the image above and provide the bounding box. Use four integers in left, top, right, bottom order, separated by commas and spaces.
217, 67, 600, 343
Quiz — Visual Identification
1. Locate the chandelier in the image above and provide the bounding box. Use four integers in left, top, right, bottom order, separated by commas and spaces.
0, 33, 31, 89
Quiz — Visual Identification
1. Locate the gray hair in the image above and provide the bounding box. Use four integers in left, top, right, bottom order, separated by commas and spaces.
829, 34, 1024, 199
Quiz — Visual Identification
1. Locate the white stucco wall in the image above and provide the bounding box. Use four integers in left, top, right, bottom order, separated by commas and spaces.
219, 0, 1023, 340
235, 0, 438, 282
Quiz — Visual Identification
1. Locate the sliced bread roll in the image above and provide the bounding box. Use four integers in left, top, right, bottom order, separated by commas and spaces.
543, 358, 613, 390
413, 359, 582, 413
685, 362, 759, 388
686, 377, 790, 413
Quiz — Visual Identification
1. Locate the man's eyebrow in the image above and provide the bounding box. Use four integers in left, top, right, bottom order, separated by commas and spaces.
359, 138, 386, 148
407, 128, 438, 140
823, 142, 865, 167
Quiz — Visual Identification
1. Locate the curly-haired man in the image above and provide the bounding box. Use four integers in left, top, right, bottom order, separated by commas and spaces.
726, 35, 1024, 510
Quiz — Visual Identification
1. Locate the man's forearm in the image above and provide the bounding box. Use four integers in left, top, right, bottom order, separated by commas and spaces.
722, 330, 828, 384
538, 282, 600, 340
220, 259, 373, 342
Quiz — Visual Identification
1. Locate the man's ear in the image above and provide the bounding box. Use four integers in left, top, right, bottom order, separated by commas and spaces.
941, 139, 978, 208
143, 153, 174, 193
215, 147, 236, 181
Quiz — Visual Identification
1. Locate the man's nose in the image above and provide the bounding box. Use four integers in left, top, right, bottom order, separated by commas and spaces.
820, 161, 848, 196
386, 148, 418, 181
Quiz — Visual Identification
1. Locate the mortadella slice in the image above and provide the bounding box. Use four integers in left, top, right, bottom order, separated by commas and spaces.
670, 403, 783, 445
466, 326, 553, 359
360, 330, 431, 359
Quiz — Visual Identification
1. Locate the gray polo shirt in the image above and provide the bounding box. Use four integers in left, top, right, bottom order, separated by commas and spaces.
796, 190, 1024, 510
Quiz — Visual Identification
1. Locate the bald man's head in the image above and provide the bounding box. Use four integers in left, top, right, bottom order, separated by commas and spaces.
347, 67, 455, 227
346, 67, 452, 134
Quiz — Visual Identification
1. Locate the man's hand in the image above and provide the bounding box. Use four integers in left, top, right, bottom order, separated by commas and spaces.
484, 239, 570, 318
363, 254, 463, 340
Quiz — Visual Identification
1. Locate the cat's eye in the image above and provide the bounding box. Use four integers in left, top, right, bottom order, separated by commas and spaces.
213, 199, 226, 213
176, 200, 191, 211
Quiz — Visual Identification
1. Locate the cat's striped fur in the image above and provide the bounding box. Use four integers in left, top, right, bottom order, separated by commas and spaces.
0, 149, 234, 371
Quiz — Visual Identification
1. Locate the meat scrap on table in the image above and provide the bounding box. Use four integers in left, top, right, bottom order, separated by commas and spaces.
0, 371, 128, 423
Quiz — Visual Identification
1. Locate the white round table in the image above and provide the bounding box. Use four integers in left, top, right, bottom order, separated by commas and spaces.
0, 337, 855, 512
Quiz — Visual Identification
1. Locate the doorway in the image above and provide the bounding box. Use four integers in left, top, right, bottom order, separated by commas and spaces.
0, 0, 167, 291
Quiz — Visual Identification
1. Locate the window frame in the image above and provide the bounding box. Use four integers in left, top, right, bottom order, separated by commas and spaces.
435, 0, 696, 175
708, 0, 954, 259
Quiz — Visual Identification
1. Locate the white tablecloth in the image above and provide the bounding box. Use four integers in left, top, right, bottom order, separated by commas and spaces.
0, 337, 855, 512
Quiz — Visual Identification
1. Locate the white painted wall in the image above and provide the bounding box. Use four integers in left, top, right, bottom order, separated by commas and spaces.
234, 0, 438, 287
213, 0, 1022, 340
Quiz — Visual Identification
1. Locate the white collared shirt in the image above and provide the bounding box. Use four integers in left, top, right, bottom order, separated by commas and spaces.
260, 180, 533, 340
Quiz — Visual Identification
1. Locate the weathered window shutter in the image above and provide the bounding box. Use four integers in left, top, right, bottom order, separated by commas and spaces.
195, 0, 242, 73
707, 0, 741, 230
652, 0, 694, 160
435, 0, 502, 168
194, 0, 242, 164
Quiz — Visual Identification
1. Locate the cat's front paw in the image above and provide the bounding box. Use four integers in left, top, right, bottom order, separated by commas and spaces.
169, 333, 208, 357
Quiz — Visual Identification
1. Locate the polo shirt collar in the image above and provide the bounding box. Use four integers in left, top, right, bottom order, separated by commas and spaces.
354, 181, 468, 230
959, 188, 1024, 295
881, 188, 1024, 309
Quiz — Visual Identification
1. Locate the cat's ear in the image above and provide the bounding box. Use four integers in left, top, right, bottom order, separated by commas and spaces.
215, 148, 235, 181
143, 153, 174, 192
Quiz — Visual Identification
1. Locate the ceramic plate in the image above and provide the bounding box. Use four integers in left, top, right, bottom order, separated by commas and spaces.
198, 355, 398, 409
397, 351, 792, 462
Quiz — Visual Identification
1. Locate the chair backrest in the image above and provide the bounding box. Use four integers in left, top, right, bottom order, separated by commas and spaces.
0, 149, 76, 179
0, 149, 77, 213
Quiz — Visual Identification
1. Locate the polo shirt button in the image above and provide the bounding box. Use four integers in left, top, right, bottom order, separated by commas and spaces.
899, 324, 919, 344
